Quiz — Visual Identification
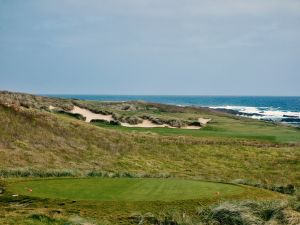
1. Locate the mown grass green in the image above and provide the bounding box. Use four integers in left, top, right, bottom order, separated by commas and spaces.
1, 178, 288, 225
7, 178, 244, 201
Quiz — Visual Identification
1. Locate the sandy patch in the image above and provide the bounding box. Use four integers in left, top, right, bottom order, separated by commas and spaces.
121, 120, 173, 128
198, 118, 211, 125
49, 105, 56, 110
121, 121, 201, 129
181, 125, 202, 130
70, 106, 113, 122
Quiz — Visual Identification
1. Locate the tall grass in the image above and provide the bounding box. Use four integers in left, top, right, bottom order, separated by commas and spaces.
0, 168, 173, 179
1, 103, 299, 187
232, 179, 297, 195
197, 200, 300, 225
129, 199, 300, 225
0, 168, 77, 178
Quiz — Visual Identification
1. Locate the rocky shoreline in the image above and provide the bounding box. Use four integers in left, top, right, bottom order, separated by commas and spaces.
214, 108, 300, 126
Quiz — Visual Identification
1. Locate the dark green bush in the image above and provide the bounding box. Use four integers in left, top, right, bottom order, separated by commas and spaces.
90, 119, 120, 125
87, 171, 110, 177
0, 169, 76, 178
232, 179, 297, 195
29, 214, 56, 223
55, 110, 86, 121
197, 200, 297, 225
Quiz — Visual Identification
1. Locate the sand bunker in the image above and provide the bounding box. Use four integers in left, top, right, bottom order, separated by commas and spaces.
66, 106, 209, 129
121, 120, 173, 128
121, 121, 202, 129
70, 106, 113, 123
198, 118, 211, 125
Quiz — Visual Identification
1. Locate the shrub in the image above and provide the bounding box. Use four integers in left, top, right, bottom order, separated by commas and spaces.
0, 169, 77, 178
141, 115, 164, 125
112, 172, 135, 178
188, 121, 201, 126
270, 184, 296, 195
167, 119, 185, 128
0, 182, 4, 194
209, 202, 263, 225
131, 211, 194, 225
90, 119, 120, 125
29, 214, 56, 223
232, 179, 297, 195
197, 200, 299, 225
55, 110, 86, 121
28, 214, 71, 225
86, 170, 109, 177
124, 116, 143, 125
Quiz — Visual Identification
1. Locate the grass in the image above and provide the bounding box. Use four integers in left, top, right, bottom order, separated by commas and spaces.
2, 90, 300, 143
91, 117, 300, 143
0, 103, 299, 188
1, 178, 289, 225
7, 178, 244, 201
0, 91, 300, 224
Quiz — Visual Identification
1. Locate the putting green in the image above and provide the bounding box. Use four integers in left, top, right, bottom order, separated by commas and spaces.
9, 178, 244, 201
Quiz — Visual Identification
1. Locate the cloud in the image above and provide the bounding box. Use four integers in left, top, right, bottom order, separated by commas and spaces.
43, 0, 300, 17
2, 0, 299, 51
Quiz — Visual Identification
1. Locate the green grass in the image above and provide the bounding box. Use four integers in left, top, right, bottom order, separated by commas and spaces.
91, 118, 300, 143
1, 92, 300, 224
2, 91, 300, 143
1, 178, 289, 225
7, 178, 244, 201
1, 103, 299, 187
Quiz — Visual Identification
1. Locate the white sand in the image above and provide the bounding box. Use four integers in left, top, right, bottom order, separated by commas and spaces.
68, 106, 209, 129
121, 120, 173, 128
181, 125, 202, 130
49, 105, 56, 110
70, 106, 113, 123
198, 118, 211, 125
121, 121, 202, 129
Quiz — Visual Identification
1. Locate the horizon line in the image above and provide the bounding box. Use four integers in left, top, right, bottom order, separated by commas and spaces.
2, 90, 300, 97
42, 94, 300, 97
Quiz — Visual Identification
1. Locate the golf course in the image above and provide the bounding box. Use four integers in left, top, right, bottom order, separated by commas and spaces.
0, 92, 299, 225
7, 178, 245, 201
2, 177, 288, 225
2, 0, 300, 223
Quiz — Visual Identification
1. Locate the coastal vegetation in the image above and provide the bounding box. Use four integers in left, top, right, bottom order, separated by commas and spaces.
0, 91, 299, 224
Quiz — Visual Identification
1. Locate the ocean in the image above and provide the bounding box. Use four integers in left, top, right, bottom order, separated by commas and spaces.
46, 95, 300, 126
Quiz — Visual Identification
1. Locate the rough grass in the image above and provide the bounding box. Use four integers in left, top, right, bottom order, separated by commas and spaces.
0, 103, 299, 187
92, 116, 300, 143
0, 91, 300, 224
197, 200, 300, 225
2, 91, 300, 143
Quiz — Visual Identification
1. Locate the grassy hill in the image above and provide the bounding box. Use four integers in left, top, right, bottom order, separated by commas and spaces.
0, 98, 299, 186
0, 91, 299, 224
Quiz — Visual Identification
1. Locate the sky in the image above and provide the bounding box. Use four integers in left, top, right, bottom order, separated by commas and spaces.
0, 0, 300, 95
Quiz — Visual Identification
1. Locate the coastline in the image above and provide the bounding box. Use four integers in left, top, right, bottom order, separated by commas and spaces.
46, 94, 300, 126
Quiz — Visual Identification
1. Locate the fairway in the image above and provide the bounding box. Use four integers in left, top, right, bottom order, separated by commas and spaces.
8, 178, 244, 201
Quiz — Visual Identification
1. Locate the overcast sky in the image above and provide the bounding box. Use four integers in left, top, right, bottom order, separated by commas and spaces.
0, 0, 300, 95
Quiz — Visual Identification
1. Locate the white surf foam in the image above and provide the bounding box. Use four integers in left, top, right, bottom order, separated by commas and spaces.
210, 105, 300, 123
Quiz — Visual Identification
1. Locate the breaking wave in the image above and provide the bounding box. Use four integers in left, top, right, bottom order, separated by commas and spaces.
210, 105, 300, 125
